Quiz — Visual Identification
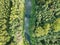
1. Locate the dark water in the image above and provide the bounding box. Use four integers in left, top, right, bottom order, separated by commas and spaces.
24, 0, 32, 45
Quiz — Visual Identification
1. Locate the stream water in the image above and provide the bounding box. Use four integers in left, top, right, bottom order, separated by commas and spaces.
24, 0, 32, 44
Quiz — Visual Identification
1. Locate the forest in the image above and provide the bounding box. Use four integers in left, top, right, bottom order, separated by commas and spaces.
0, 0, 60, 45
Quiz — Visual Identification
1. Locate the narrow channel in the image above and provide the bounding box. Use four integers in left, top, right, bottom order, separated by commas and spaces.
24, 0, 31, 45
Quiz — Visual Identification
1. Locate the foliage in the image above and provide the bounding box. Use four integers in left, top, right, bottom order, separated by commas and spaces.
0, 0, 11, 45
0, 0, 25, 45
29, 0, 60, 45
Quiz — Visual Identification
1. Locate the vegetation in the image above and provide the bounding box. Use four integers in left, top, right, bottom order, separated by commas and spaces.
0, 0, 11, 45
0, 0, 60, 45
0, 0, 25, 45
29, 0, 60, 45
